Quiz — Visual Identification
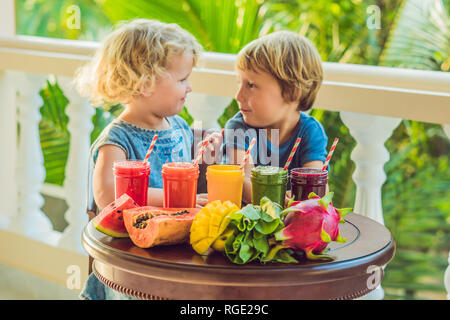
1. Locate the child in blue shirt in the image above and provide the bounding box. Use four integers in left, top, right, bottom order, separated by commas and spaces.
75, 19, 204, 299
222, 31, 329, 205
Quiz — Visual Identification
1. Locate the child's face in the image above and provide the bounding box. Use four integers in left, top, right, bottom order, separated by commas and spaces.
146, 52, 194, 117
235, 68, 296, 128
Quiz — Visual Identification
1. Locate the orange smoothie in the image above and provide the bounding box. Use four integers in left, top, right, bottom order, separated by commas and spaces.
162, 162, 199, 208
206, 165, 244, 208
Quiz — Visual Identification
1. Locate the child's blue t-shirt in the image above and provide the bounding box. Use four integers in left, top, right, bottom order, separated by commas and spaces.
81, 115, 193, 300
222, 111, 328, 189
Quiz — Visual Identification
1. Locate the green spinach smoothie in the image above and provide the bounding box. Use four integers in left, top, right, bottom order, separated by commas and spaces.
251, 166, 287, 208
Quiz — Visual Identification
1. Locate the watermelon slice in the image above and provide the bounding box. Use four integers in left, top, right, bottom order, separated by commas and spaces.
93, 194, 139, 238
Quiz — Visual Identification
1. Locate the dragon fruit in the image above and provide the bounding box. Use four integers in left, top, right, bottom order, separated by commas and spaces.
275, 192, 351, 260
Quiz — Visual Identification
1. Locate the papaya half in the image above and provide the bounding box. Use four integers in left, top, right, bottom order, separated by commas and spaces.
123, 206, 201, 248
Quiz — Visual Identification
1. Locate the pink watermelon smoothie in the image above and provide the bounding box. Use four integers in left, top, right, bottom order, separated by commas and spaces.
113, 160, 150, 206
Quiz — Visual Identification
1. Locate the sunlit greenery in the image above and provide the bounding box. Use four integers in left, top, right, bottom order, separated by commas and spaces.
16, 0, 449, 300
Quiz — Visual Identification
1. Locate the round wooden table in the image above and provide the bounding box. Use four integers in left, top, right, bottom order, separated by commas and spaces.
82, 213, 395, 300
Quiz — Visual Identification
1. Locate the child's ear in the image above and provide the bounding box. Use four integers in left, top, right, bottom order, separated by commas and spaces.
290, 89, 302, 108
139, 80, 154, 97
141, 89, 152, 98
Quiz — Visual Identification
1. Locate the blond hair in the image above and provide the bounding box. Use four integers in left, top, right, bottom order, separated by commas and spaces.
75, 19, 202, 105
236, 31, 323, 111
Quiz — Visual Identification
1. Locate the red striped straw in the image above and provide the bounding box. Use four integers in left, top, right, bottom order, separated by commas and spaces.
283, 137, 302, 171
239, 137, 257, 170
144, 134, 158, 162
193, 134, 210, 166
322, 138, 339, 171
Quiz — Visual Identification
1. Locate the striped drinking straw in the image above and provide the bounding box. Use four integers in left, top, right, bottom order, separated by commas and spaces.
283, 137, 302, 171
239, 137, 257, 170
193, 134, 211, 166
192, 129, 225, 166
144, 134, 158, 162
322, 138, 339, 171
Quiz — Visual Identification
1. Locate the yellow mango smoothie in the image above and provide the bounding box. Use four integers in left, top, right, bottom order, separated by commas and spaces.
206, 165, 244, 208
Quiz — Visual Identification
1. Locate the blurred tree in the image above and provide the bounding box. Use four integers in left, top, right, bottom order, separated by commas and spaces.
16, 0, 112, 40
377, 0, 450, 299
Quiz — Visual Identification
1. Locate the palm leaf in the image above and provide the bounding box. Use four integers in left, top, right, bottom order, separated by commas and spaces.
380, 0, 450, 71
178, 106, 194, 127
103, 0, 265, 53
39, 81, 70, 186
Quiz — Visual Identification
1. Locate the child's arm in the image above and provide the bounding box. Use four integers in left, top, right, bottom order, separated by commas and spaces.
147, 187, 164, 207
93, 145, 165, 210
93, 145, 127, 210
302, 160, 324, 169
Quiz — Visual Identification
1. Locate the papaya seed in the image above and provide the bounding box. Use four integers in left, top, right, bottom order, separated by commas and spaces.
133, 212, 152, 228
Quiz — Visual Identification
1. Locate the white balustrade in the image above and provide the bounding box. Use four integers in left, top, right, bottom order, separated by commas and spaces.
57, 76, 94, 254
9, 73, 60, 245
185, 92, 231, 129
0, 1, 15, 230
340, 112, 402, 300
0, 71, 18, 229
340, 112, 402, 225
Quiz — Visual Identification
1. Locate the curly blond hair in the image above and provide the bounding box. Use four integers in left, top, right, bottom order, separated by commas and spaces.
75, 19, 202, 106
236, 31, 323, 111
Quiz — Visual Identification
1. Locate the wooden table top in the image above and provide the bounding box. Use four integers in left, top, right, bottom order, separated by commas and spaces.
82, 212, 395, 300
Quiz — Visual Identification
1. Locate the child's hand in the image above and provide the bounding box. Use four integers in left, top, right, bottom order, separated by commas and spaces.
195, 130, 223, 165
285, 190, 293, 208
196, 193, 209, 207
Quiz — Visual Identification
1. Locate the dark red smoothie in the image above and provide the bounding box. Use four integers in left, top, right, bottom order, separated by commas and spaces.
290, 168, 328, 201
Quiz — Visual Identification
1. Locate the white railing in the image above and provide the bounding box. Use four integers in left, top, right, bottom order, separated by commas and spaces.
0, 35, 449, 299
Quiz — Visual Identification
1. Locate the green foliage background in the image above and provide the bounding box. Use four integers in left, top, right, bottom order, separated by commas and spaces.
16, 0, 449, 299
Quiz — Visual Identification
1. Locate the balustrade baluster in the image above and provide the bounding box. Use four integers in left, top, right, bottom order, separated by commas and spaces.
340, 112, 401, 300
340, 112, 402, 225
57, 77, 94, 254
9, 73, 59, 244
185, 93, 231, 129
0, 71, 18, 229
